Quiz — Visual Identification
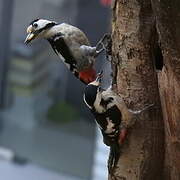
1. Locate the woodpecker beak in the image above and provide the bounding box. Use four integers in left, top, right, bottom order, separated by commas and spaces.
95, 71, 103, 83
24, 25, 36, 44
24, 33, 36, 44
88, 71, 103, 87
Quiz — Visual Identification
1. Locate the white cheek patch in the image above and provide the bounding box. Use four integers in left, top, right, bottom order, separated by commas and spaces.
36, 19, 52, 30
93, 93, 106, 113
101, 90, 116, 110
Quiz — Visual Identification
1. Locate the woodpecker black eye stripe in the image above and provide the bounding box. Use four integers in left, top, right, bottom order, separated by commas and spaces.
34, 22, 57, 35
29, 18, 40, 25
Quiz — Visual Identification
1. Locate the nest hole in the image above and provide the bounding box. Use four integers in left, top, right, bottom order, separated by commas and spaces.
155, 44, 164, 70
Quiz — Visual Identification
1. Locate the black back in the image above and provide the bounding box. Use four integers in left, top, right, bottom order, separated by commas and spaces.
48, 34, 77, 72
92, 105, 121, 132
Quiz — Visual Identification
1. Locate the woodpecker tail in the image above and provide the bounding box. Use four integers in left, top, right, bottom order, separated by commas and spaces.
79, 67, 97, 84
108, 143, 121, 175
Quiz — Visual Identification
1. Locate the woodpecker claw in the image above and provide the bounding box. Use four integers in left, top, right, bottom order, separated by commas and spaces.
95, 71, 103, 84
95, 33, 112, 56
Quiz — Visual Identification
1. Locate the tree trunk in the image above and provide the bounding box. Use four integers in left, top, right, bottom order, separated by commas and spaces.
151, 0, 180, 179
110, 0, 164, 179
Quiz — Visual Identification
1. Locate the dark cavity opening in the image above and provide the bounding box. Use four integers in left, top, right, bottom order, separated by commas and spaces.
155, 44, 164, 70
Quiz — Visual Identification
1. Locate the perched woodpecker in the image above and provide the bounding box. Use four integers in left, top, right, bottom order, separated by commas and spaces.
83, 72, 154, 173
83, 72, 133, 173
25, 19, 107, 84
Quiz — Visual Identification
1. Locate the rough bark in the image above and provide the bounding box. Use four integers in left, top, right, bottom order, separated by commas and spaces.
110, 0, 164, 179
151, 0, 180, 179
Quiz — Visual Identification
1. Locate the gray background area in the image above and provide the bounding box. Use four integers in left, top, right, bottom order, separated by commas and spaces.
0, 0, 111, 179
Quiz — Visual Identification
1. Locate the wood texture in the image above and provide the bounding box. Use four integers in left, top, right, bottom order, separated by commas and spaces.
110, 0, 164, 179
151, 0, 180, 179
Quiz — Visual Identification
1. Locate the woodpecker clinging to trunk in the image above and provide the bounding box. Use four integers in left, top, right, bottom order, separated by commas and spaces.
83, 72, 134, 174
25, 19, 107, 84
83, 72, 154, 174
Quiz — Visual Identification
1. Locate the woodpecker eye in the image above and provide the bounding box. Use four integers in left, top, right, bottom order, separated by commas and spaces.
33, 23, 38, 28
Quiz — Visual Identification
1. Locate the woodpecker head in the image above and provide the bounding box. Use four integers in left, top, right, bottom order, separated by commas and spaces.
83, 71, 103, 109
25, 19, 57, 44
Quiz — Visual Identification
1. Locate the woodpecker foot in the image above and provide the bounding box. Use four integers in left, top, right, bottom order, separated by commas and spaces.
95, 34, 112, 56
118, 127, 127, 145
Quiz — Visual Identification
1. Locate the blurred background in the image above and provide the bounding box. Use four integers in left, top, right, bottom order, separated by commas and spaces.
0, 0, 111, 179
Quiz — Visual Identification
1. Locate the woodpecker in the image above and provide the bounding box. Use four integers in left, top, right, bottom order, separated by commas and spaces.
25, 19, 107, 84
83, 72, 133, 174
